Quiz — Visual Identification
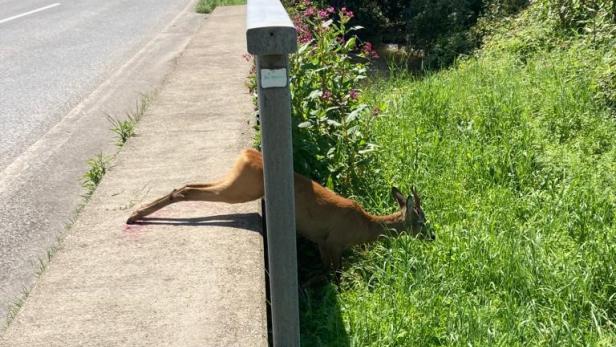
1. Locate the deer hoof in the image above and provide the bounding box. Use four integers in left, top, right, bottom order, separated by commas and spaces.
126, 213, 142, 224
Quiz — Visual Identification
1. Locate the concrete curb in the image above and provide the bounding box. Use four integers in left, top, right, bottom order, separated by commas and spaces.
1, 6, 267, 346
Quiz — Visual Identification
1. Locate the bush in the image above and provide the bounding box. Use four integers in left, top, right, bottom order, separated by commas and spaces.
288, 1, 379, 194
597, 53, 616, 115
540, 0, 616, 32
286, 0, 531, 68
287, 0, 615, 69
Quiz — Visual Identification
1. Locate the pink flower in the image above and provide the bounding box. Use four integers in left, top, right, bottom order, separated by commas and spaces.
304, 7, 316, 16
299, 31, 313, 44
362, 41, 380, 59
293, 16, 313, 44
348, 89, 359, 100
322, 90, 332, 101
326, 6, 335, 14
318, 9, 330, 19
340, 7, 354, 19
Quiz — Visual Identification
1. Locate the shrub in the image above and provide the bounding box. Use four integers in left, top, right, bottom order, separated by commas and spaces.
597, 53, 616, 115
540, 0, 616, 32
286, 0, 531, 69
288, 1, 379, 194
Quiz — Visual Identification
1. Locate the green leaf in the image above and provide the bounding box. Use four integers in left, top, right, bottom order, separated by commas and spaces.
327, 119, 342, 127
326, 176, 334, 190
326, 147, 336, 157
358, 144, 377, 154
346, 104, 368, 123
347, 125, 359, 135
308, 90, 323, 99
298, 121, 312, 128
325, 106, 341, 113
345, 37, 357, 50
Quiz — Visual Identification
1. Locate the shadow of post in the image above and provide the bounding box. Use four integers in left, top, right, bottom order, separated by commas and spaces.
132, 213, 263, 234
297, 236, 350, 347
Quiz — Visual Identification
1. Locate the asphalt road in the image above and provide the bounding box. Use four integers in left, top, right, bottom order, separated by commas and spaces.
0, 0, 203, 326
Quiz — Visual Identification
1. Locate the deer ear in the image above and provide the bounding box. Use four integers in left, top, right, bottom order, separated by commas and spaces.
391, 186, 406, 207
406, 195, 415, 210
410, 187, 421, 209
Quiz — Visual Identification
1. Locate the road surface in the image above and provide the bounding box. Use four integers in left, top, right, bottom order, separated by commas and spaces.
0, 0, 202, 326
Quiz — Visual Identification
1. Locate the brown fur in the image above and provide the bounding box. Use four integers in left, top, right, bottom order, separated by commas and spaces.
127, 148, 429, 271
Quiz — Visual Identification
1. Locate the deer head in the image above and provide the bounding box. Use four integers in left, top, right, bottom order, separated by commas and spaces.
391, 186, 434, 240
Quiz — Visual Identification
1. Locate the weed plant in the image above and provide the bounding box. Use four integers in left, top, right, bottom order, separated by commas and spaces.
107, 115, 137, 147
82, 153, 109, 197
107, 94, 152, 147
196, 0, 246, 14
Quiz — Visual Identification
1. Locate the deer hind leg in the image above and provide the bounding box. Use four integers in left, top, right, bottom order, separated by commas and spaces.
127, 167, 264, 223
127, 183, 207, 223
297, 242, 336, 288
127, 152, 264, 224
127, 181, 257, 224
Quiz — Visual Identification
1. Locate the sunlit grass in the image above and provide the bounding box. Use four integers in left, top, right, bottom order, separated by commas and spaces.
196, 0, 246, 14
300, 33, 616, 347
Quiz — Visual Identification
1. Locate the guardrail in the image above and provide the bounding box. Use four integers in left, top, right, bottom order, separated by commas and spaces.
246, 1, 299, 346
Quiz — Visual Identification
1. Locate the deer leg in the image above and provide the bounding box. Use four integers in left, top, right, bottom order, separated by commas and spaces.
184, 183, 215, 188
318, 242, 332, 270
327, 245, 343, 284
318, 242, 344, 284
127, 178, 263, 224
127, 182, 226, 223
300, 273, 328, 288
127, 187, 188, 223
298, 242, 334, 288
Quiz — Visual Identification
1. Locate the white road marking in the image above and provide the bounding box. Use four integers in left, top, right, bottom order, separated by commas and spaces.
0, 3, 61, 25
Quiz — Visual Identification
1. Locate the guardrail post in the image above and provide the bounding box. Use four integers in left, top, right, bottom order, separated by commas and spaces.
246, 1, 299, 346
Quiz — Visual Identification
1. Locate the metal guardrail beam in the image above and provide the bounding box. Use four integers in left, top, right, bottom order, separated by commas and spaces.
246, 0, 297, 55
246, 1, 299, 346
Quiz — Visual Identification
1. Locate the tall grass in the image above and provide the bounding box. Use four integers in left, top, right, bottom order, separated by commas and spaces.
300, 19, 616, 347
196, 0, 246, 14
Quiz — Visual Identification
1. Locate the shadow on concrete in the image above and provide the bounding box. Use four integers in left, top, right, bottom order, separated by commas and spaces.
134, 213, 263, 234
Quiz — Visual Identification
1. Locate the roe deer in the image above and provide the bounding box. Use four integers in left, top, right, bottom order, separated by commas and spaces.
126, 148, 432, 272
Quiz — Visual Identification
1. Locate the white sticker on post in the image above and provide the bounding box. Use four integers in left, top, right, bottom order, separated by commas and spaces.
260, 68, 288, 88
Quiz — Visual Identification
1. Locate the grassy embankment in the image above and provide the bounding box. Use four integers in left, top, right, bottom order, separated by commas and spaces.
300, 3, 616, 346
196, 0, 246, 14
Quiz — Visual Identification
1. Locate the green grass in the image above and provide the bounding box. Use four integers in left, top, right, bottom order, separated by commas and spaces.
299, 9, 616, 347
82, 153, 109, 197
107, 114, 137, 147
107, 93, 152, 147
196, 0, 246, 14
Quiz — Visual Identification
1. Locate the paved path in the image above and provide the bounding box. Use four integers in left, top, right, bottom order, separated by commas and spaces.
0, 0, 204, 324
1, 6, 267, 346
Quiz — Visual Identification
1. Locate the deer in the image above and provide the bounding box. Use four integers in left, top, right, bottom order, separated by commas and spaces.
126, 148, 432, 274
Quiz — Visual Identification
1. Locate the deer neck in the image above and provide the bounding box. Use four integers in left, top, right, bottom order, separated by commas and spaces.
361, 210, 406, 242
